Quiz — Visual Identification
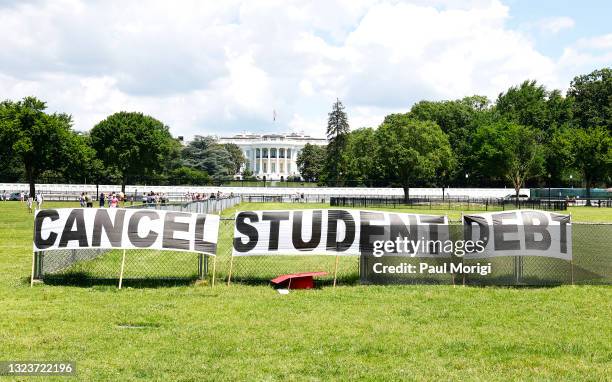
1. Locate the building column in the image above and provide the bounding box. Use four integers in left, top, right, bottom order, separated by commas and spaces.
260, 147, 264, 174
251, 148, 255, 172
267, 147, 271, 176
276, 147, 280, 178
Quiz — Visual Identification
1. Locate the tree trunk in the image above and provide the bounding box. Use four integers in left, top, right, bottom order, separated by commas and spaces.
585, 177, 592, 206
25, 165, 35, 197
121, 176, 127, 194
515, 186, 520, 208
29, 178, 35, 198
403, 186, 410, 204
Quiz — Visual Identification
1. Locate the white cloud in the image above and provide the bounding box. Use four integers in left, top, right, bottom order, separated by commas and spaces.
558, 34, 612, 78
537, 16, 575, 34
0, 0, 608, 139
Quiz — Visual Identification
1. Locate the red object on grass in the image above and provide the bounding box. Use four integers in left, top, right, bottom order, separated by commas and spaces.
270, 272, 328, 289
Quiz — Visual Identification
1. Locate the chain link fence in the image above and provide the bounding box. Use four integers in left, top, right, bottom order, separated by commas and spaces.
34, 198, 241, 287
34, 206, 611, 287
331, 196, 569, 211
361, 223, 611, 286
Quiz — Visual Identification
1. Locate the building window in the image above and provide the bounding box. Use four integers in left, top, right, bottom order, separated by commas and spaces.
263, 148, 268, 158
271, 148, 277, 158
287, 148, 291, 158
256, 148, 260, 158
272, 163, 276, 173
279, 148, 285, 158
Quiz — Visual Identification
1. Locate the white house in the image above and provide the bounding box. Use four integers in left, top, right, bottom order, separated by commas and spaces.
217, 132, 326, 180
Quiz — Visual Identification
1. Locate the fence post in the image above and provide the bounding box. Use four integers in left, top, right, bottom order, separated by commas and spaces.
513, 256, 523, 285
30, 251, 38, 286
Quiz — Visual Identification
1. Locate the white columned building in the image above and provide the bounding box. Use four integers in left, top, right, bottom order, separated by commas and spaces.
217, 132, 327, 180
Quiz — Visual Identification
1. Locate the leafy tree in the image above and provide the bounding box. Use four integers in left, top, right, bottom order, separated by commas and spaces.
569, 126, 611, 204
495, 81, 574, 184
375, 115, 455, 202
544, 125, 574, 187
182, 136, 234, 177
242, 166, 253, 178
496, 81, 572, 131
221, 143, 246, 174
0, 97, 87, 195
60, 132, 100, 184
168, 166, 210, 185
0, 151, 25, 182
409, 95, 491, 185
472, 122, 545, 199
496, 80, 550, 131
90, 112, 178, 192
568, 68, 611, 131
325, 99, 350, 185
342, 128, 380, 186
296, 143, 326, 182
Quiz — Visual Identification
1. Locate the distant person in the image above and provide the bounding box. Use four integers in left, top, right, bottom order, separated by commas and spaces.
99, 192, 105, 208
79, 192, 86, 207
110, 193, 119, 208
35, 192, 43, 210
26, 196, 33, 213
85, 193, 93, 208
20, 191, 25, 203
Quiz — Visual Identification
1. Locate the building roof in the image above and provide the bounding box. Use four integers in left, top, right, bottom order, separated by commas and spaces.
219, 132, 326, 141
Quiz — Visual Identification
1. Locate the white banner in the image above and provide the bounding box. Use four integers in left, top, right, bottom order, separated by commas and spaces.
33, 208, 219, 255
232, 209, 449, 257
462, 210, 572, 260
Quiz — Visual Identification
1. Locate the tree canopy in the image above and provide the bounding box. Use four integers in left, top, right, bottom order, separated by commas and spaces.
90, 112, 178, 191
297, 143, 326, 182
376, 115, 455, 201
472, 122, 545, 198
568, 68, 611, 131
182, 136, 235, 177
325, 99, 350, 185
0, 97, 90, 195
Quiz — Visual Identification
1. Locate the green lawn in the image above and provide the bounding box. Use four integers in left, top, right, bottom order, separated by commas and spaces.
0, 201, 611, 381
222, 201, 612, 222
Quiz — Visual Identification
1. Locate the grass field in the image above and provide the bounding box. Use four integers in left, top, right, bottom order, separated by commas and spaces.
222, 202, 612, 222
1, 201, 611, 381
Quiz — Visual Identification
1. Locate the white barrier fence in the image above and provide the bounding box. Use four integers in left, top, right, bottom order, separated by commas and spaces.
0, 183, 528, 202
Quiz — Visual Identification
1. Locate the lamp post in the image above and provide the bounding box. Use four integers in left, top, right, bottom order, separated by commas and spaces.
548, 173, 551, 209
570, 174, 573, 189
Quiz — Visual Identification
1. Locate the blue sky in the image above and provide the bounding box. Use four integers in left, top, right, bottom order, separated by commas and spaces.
506, 0, 611, 56
0, 0, 609, 138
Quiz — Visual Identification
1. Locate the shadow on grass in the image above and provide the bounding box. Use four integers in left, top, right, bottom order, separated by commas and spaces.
228, 275, 360, 287
37, 272, 199, 288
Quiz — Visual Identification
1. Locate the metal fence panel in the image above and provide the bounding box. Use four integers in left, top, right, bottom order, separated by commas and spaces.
33, 206, 611, 287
